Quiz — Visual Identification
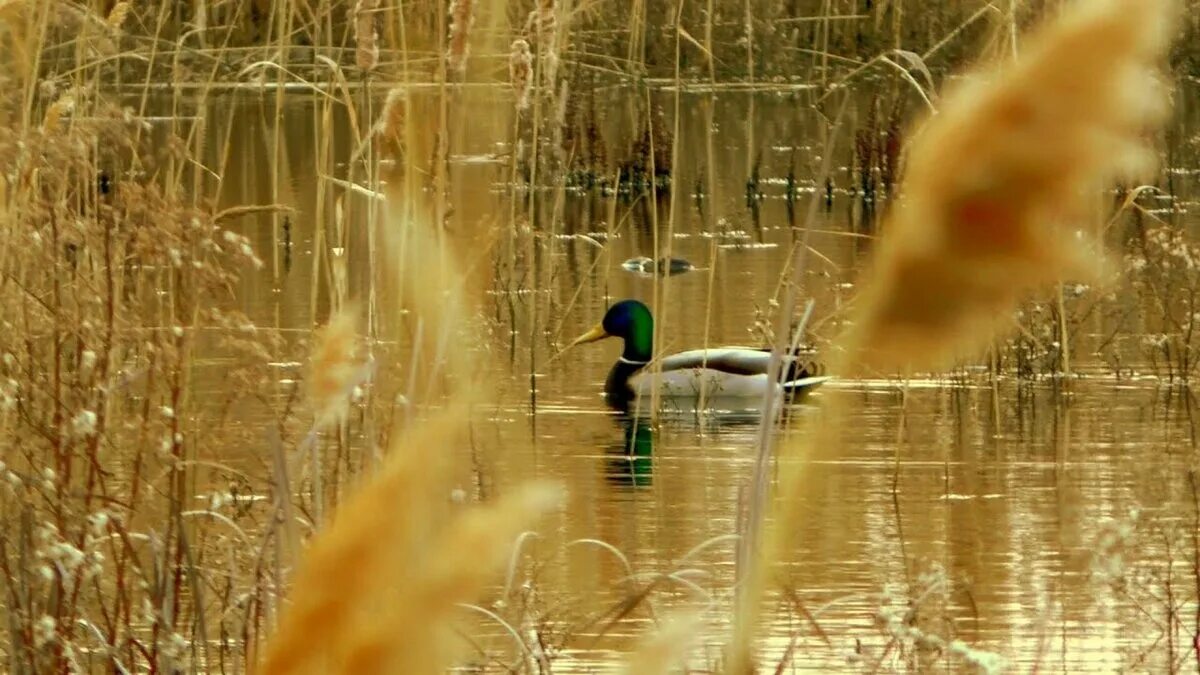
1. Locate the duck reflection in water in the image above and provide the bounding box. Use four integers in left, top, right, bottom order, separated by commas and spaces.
605, 414, 654, 488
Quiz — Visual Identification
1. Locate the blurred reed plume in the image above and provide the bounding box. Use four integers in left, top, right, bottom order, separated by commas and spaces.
839, 0, 1176, 372
621, 612, 703, 675
731, 0, 1179, 671
307, 305, 365, 429
259, 406, 562, 675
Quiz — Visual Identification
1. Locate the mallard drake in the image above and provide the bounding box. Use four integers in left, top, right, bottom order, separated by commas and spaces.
570, 299, 830, 410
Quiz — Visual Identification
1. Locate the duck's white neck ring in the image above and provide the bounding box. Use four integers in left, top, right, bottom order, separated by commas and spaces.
618, 357, 649, 366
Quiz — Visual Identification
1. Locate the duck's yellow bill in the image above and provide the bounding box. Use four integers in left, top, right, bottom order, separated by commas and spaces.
569, 323, 610, 347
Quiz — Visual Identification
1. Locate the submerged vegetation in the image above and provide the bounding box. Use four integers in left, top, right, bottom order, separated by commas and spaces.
0, 0, 1198, 673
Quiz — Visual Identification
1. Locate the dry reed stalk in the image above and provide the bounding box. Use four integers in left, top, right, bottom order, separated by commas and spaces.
839, 0, 1176, 373
353, 0, 380, 73
447, 0, 475, 75
510, 38, 533, 111
728, 1, 1179, 671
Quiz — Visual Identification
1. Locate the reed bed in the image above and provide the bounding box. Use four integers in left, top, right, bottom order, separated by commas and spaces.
0, 0, 1198, 672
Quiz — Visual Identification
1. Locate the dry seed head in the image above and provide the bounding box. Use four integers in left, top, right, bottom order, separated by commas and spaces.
839, 0, 1177, 373
307, 306, 362, 426
106, 1, 131, 30
42, 92, 76, 133
353, 0, 380, 73
446, 0, 475, 75
509, 39, 533, 111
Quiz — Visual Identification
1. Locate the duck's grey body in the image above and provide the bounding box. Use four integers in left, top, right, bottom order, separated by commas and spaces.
572, 300, 830, 413
620, 348, 830, 402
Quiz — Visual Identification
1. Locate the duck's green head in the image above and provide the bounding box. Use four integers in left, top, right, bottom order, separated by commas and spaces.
570, 299, 654, 363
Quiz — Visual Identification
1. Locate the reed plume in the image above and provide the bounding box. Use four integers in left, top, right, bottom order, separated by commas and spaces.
839, 0, 1176, 372
307, 305, 364, 428
260, 81, 548, 672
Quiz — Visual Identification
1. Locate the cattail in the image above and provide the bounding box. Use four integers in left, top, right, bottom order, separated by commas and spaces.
839, 0, 1176, 373
307, 306, 363, 427
353, 0, 379, 73
509, 38, 533, 112
106, 1, 130, 30
446, 0, 474, 75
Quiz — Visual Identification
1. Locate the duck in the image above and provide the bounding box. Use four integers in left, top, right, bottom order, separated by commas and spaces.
621, 256, 696, 277
569, 299, 830, 410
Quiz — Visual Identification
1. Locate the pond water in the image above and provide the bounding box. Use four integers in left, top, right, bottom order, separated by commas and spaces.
198, 81, 1200, 672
